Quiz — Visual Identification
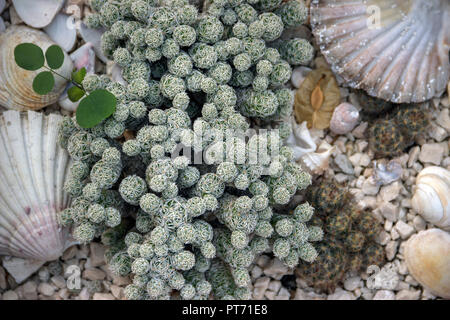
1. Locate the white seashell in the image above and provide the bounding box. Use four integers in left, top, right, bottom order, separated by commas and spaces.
329, 102, 359, 135
0, 0, 6, 13
80, 22, 109, 63
44, 13, 77, 52
0, 26, 73, 111
299, 140, 335, 175
109, 63, 128, 86
373, 160, 402, 186
59, 43, 97, 112
0, 110, 73, 262
12, 0, 65, 28
311, 0, 450, 103
0, 17, 5, 34
404, 229, 450, 299
286, 119, 317, 161
291, 66, 312, 89
411, 166, 450, 231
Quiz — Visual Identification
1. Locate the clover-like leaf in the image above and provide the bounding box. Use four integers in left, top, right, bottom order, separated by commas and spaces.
76, 89, 117, 128
72, 67, 87, 85
14, 43, 45, 71
68, 86, 86, 102
32, 71, 55, 95
45, 45, 65, 69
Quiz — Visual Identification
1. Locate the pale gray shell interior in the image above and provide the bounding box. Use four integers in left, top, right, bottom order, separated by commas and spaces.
0, 110, 71, 261
311, 0, 450, 103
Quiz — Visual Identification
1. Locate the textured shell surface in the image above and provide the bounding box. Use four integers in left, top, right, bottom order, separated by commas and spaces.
11, 0, 64, 28
311, 0, 450, 103
0, 26, 73, 111
411, 166, 450, 231
0, 110, 72, 261
299, 140, 335, 174
404, 229, 450, 299
44, 13, 77, 52
286, 119, 317, 161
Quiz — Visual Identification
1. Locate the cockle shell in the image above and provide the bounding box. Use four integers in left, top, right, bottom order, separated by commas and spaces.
44, 13, 77, 52
411, 166, 450, 231
0, 110, 73, 263
11, 0, 65, 28
0, 26, 73, 111
286, 119, 317, 161
311, 0, 450, 103
404, 229, 450, 299
299, 140, 335, 175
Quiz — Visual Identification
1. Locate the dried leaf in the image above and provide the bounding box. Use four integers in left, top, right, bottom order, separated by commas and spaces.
294, 68, 340, 129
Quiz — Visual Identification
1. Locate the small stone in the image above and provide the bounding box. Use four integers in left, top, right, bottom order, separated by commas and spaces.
407, 146, 420, 168
352, 122, 368, 139
376, 230, 391, 246
2, 290, 19, 300
334, 154, 354, 175
0, 266, 7, 290
394, 221, 415, 239
264, 258, 288, 279
22, 281, 38, 300
436, 108, 450, 131
89, 243, 106, 267
267, 280, 281, 293
373, 290, 395, 300
395, 289, 420, 300
356, 140, 368, 153
362, 176, 380, 195
386, 241, 398, 261
38, 282, 55, 297
344, 277, 362, 291
378, 202, 399, 222
93, 293, 115, 300
110, 285, 123, 299
405, 275, 419, 286
413, 216, 426, 231
429, 124, 448, 142
112, 275, 131, 286
275, 287, 291, 300
334, 173, 350, 184
327, 289, 356, 300
62, 246, 78, 261
418, 143, 445, 165
38, 267, 50, 282
78, 287, 90, 300
251, 265, 263, 279
264, 290, 276, 300
82, 268, 106, 281
256, 255, 271, 269
51, 275, 67, 289
253, 277, 270, 300
379, 181, 401, 202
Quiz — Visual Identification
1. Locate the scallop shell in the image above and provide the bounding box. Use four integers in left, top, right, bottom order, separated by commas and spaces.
411, 166, 450, 231
11, 0, 64, 28
0, 26, 73, 111
0, 110, 73, 262
299, 140, 335, 175
404, 229, 450, 299
311, 0, 450, 103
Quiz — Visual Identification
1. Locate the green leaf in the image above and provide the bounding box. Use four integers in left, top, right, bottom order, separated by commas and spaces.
45, 45, 65, 69
32, 71, 55, 95
14, 43, 45, 71
72, 67, 87, 85
76, 89, 117, 128
68, 86, 86, 102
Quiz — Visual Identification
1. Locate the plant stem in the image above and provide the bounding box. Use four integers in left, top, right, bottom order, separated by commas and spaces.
43, 66, 85, 91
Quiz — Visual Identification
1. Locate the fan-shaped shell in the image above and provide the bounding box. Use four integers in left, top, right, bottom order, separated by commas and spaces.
411, 166, 450, 231
404, 229, 450, 299
311, 0, 450, 103
11, 0, 64, 28
0, 26, 73, 111
0, 110, 72, 261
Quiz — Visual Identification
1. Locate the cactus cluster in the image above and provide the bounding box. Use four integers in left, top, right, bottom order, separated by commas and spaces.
296, 179, 385, 293
367, 103, 429, 158
57, 0, 323, 300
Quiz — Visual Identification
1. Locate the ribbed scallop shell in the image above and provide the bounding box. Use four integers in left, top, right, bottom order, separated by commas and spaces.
405, 229, 450, 299
311, 0, 450, 103
0, 26, 73, 111
411, 166, 450, 231
0, 110, 72, 261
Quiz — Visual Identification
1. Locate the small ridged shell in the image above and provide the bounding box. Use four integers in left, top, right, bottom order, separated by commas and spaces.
286, 119, 317, 161
405, 229, 450, 299
0, 26, 73, 111
412, 166, 450, 231
11, 0, 64, 28
311, 0, 450, 103
299, 140, 335, 175
0, 110, 72, 261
